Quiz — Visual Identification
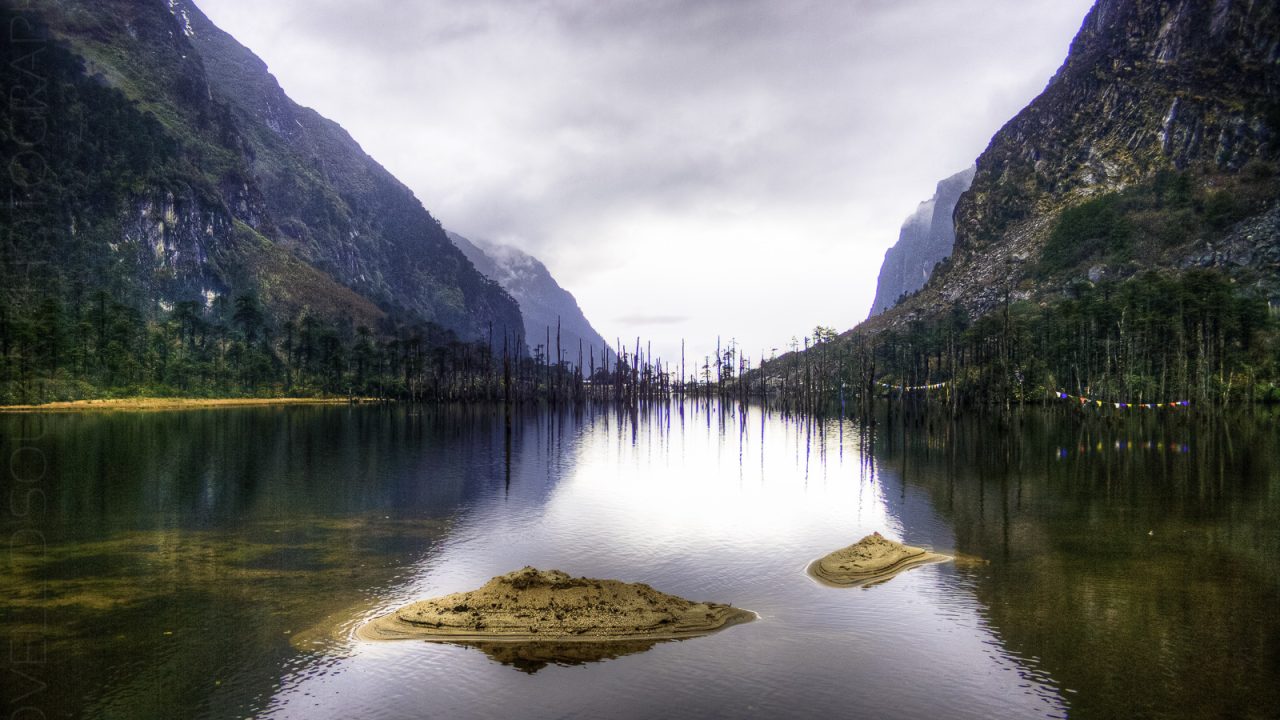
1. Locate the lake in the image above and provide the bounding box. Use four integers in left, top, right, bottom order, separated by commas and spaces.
2, 402, 1277, 719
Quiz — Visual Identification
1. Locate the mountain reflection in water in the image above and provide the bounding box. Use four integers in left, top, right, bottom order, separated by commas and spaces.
1, 403, 1275, 719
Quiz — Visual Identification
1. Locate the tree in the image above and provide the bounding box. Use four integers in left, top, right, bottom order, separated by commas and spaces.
233, 295, 264, 346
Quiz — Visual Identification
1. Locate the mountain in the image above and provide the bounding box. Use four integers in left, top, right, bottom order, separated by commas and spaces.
868, 167, 975, 318
761, 0, 1280, 407
1, 0, 523, 343
874, 0, 1280, 328
449, 232, 615, 368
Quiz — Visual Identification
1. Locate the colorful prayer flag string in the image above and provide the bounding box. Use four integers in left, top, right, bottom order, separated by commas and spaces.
876, 380, 951, 392
1052, 390, 1190, 410
1055, 440, 1191, 458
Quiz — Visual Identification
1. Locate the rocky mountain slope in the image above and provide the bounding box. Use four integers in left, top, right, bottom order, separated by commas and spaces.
1, 0, 523, 344
870, 0, 1280, 330
868, 167, 975, 318
449, 233, 615, 368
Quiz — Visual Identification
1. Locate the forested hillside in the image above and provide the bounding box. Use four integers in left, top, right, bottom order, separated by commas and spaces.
0, 1, 524, 403
769, 0, 1280, 409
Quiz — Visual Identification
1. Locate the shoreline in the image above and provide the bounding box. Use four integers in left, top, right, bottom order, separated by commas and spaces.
0, 397, 384, 412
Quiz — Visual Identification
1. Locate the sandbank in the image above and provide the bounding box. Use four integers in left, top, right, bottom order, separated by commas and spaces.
808, 532, 951, 587
358, 567, 754, 644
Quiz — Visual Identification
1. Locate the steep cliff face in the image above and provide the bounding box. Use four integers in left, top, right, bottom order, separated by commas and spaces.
2, 0, 522, 343
868, 167, 975, 318
875, 0, 1280, 327
173, 0, 522, 340
449, 233, 615, 367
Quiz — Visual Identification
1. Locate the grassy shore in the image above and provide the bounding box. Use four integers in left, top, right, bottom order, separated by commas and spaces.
0, 397, 382, 412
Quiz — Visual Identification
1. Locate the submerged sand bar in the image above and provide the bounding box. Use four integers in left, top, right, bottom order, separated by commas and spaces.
808, 532, 951, 587
358, 567, 755, 642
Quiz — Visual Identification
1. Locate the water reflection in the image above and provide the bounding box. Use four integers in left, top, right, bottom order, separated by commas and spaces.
448, 638, 670, 674
2, 403, 1275, 718
259, 402, 1063, 719
877, 408, 1280, 719
0, 404, 587, 719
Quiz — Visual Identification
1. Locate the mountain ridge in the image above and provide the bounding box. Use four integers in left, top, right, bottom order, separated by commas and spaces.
759, 0, 1280, 408
0, 0, 531, 401
867, 0, 1280, 330
4, 0, 524, 344
448, 232, 615, 368
174, 0, 525, 342
868, 167, 975, 318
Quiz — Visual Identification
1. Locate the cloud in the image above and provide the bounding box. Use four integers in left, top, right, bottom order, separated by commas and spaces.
615, 315, 690, 327
197, 0, 1096, 361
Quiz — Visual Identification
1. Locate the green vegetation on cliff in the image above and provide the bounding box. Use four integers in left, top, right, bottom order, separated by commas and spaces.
1037, 166, 1279, 277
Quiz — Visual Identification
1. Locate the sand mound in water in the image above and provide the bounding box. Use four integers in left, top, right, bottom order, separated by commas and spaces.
808, 532, 951, 587
358, 567, 755, 643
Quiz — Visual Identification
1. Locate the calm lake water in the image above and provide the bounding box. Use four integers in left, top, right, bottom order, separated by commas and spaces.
2, 402, 1277, 719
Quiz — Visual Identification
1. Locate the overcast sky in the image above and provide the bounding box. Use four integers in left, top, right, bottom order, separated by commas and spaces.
199, 0, 1095, 364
